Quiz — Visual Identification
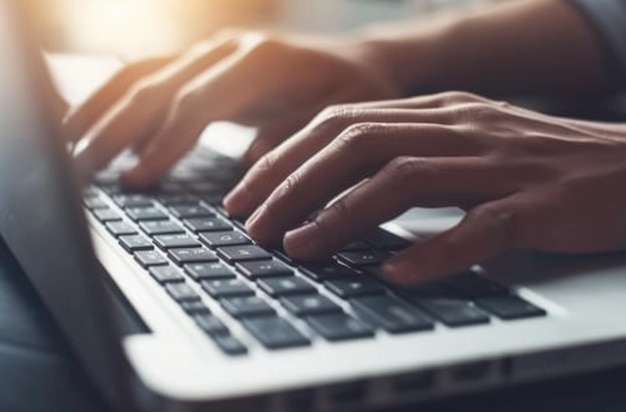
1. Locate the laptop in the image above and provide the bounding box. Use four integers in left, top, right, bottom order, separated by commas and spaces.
3, 1, 626, 411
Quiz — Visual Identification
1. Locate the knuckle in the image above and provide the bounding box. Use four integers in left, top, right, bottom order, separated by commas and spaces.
472, 203, 520, 247
254, 151, 277, 175
439, 90, 481, 106
452, 102, 499, 123
335, 122, 384, 151
173, 87, 202, 113
384, 156, 426, 183
244, 33, 286, 59
127, 80, 159, 105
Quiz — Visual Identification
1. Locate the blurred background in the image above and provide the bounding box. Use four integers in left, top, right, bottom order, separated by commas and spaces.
31, 0, 505, 59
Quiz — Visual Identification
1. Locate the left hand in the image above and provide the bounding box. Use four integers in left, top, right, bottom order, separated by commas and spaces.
223, 91, 626, 284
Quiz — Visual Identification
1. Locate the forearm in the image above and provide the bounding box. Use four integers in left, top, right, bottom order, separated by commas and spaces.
357, 0, 608, 97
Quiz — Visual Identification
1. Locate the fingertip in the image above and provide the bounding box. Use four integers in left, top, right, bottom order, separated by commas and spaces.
283, 223, 322, 259
223, 181, 255, 217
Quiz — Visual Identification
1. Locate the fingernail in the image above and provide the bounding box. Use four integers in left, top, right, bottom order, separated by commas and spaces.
245, 205, 266, 233
284, 223, 319, 256
223, 183, 251, 215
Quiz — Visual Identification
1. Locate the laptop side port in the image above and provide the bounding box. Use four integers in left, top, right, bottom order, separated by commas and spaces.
326, 380, 368, 407
449, 360, 493, 384
281, 388, 317, 412
391, 370, 436, 394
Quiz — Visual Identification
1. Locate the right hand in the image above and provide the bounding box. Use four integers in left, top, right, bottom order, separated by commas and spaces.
65, 30, 400, 186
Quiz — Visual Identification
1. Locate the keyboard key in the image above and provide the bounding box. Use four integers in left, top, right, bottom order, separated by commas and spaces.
416, 298, 490, 327
402, 282, 457, 299
341, 241, 371, 251
300, 262, 357, 282
139, 221, 185, 236
364, 229, 410, 250
154, 234, 202, 249
106, 221, 137, 237
170, 205, 214, 219
179, 300, 210, 315
126, 207, 168, 221
165, 282, 200, 302
84, 197, 108, 210
149, 266, 184, 283
113, 194, 153, 208
221, 296, 275, 318
157, 194, 199, 206
306, 314, 374, 341
212, 335, 248, 356
92, 209, 122, 222
119, 235, 153, 252
337, 250, 391, 267
199, 231, 250, 247
237, 260, 294, 279
281, 295, 342, 317
194, 314, 229, 336
184, 263, 235, 280
476, 296, 547, 320
185, 218, 233, 233
242, 317, 310, 349
258, 277, 317, 297
202, 279, 255, 298
325, 279, 386, 298
217, 245, 273, 263
444, 272, 509, 298
168, 248, 218, 265
351, 295, 434, 333
134, 250, 168, 267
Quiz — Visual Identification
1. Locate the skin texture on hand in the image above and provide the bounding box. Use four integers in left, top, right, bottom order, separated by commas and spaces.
64, 30, 399, 184
223, 91, 626, 284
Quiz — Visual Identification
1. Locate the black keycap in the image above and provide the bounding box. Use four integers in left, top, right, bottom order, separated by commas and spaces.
134, 250, 168, 267
341, 240, 371, 252
444, 272, 509, 298
170, 205, 214, 219
416, 298, 490, 327
258, 277, 317, 297
184, 263, 235, 280
149, 266, 184, 283
337, 250, 391, 267
202, 279, 255, 298
179, 300, 210, 315
200, 231, 250, 247
351, 295, 434, 333
476, 296, 547, 320
281, 295, 342, 317
126, 207, 168, 221
185, 218, 233, 233
306, 313, 374, 341
157, 194, 199, 206
106, 221, 137, 237
165, 282, 200, 302
325, 279, 386, 298
93, 209, 122, 222
242, 317, 310, 349
212, 335, 248, 356
84, 197, 108, 210
217, 245, 273, 263
139, 220, 185, 236
300, 262, 356, 282
154, 234, 202, 250
403, 282, 458, 299
364, 229, 410, 250
119, 235, 154, 252
168, 248, 218, 265
221, 296, 275, 318
113, 194, 153, 208
237, 260, 294, 279
194, 314, 229, 336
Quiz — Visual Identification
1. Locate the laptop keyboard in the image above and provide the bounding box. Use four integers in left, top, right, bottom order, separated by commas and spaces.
83, 150, 547, 357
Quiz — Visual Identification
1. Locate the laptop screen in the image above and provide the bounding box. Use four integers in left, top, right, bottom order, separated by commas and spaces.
0, 1, 131, 409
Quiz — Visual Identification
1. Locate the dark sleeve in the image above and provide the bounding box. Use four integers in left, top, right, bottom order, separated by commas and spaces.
568, 0, 626, 89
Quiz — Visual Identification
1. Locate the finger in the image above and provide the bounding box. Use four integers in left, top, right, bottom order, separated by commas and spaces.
382, 195, 526, 284
340, 91, 490, 111
244, 117, 306, 167
283, 156, 505, 259
73, 38, 237, 176
64, 57, 174, 143
224, 104, 459, 217
246, 122, 484, 244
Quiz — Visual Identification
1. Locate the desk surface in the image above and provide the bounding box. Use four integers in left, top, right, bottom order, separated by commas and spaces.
0, 238, 624, 412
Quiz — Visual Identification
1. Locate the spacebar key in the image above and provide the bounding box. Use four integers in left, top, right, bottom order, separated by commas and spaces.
242, 317, 310, 349
351, 295, 434, 334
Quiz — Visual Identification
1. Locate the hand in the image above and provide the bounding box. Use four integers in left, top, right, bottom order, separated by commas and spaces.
65, 30, 399, 184
224, 91, 626, 284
